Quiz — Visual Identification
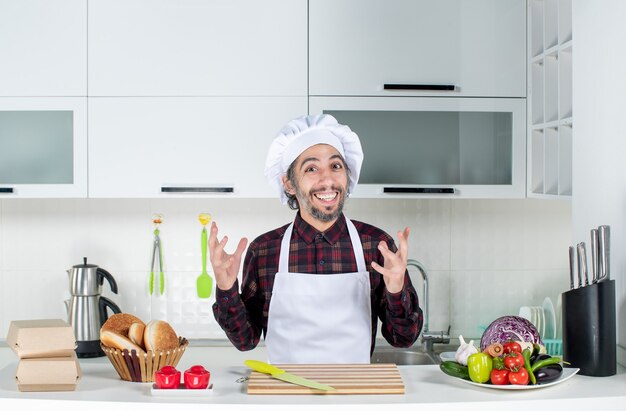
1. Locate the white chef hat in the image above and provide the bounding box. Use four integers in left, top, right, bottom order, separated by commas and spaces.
264, 114, 364, 205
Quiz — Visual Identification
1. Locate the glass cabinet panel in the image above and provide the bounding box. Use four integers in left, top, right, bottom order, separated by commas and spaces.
0, 98, 87, 198
325, 110, 513, 185
310, 96, 526, 198
0, 111, 74, 184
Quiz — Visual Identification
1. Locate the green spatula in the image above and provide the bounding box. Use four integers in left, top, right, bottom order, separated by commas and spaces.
197, 213, 213, 298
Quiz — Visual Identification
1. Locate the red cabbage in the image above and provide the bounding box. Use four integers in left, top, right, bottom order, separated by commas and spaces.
480, 315, 543, 351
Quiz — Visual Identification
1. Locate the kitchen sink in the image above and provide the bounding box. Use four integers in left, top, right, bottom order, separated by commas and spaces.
370, 348, 439, 366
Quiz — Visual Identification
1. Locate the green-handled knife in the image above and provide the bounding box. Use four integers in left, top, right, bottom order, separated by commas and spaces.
244, 360, 335, 391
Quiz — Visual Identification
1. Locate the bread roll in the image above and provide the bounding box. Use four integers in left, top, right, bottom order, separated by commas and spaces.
100, 330, 145, 354
101, 313, 145, 338
143, 320, 179, 352
128, 322, 145, 348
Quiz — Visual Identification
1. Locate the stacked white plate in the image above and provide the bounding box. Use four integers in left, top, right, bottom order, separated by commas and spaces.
518, 305, 545, 339
518, 297, 557, 340
542, 297, 557, 340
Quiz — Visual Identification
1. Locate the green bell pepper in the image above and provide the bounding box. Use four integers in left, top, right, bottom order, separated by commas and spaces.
467, 352, 493, 383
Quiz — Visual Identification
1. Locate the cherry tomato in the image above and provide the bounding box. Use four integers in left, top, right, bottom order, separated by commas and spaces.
508, 367, 529, 385
490, 369, 509, 385
503, 352, 525, 370
502, 341, 522, 354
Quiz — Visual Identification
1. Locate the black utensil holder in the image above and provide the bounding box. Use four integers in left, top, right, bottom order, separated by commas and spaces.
561, 280, 616, 376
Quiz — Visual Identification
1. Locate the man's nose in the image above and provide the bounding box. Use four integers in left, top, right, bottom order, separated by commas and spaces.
317, 167, 334, 183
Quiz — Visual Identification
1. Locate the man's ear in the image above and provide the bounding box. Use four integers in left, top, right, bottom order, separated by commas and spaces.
282, 175, 295, 195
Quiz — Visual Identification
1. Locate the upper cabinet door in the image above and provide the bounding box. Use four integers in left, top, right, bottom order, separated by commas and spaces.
0, 0, 87, 96
309, 0, 526, 98
0, 98, 88, 198
88, 0, 307, 97
88, 97, 307, 198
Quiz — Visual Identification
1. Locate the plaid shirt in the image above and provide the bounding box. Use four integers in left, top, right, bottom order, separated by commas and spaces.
212, 212, 423, 355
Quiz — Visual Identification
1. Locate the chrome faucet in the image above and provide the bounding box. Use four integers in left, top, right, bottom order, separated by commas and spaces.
406, 259, 450, 353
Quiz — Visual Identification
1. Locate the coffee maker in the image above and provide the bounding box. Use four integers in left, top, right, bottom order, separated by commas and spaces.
65, 257, 121, 358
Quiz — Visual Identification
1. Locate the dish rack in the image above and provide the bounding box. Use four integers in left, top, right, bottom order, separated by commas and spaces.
543, 339, 563, 357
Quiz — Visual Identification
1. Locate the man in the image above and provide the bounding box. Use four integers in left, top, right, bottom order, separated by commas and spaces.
211, 114, 423, 364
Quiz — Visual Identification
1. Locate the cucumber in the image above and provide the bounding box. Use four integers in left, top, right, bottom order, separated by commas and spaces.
439, 361, 470, 380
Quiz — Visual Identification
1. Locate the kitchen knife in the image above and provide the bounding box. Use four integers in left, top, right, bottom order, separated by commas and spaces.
568, 246, 575, 289
598, 225, 610, 281
244, 360, 335, 391
576, 243, 584, 288
578, 242, 589, 286
590, 229, 599, 283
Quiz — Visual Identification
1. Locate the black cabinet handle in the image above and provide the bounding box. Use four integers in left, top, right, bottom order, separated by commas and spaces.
384, 187, 455, 194
384, 84, 456, 91
0, 187, 14, 194
161, 186, 234, 193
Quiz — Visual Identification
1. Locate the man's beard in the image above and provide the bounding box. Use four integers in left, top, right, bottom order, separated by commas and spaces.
295, 185, 346, 223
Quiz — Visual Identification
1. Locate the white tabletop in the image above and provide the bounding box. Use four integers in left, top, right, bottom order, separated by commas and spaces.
1, 345, 625, 411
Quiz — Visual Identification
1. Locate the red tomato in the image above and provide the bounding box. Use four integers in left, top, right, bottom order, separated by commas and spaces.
508, 367, 529, 385
490, 369, 510, 385
503, 352, 525, 370
502, 341, 522, 354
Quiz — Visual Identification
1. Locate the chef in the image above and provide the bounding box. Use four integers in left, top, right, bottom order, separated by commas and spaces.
210, 114, 423, 364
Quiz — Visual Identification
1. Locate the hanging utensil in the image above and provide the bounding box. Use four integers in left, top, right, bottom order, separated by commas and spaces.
149, 214, 165, 295
197, 213, 213, 298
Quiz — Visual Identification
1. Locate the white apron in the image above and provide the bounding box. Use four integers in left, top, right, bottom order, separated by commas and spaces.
265, 218, 372, 364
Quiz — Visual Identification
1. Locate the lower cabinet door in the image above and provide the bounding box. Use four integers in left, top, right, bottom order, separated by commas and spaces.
88, 97, 308, 198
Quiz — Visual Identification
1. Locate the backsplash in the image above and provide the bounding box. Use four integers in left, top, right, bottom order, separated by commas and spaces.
0, 198, 571, 343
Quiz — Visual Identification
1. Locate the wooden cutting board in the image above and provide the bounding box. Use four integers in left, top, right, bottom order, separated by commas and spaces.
246, 363, 405, 395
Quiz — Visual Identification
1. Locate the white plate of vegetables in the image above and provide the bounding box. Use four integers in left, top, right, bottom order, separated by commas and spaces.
441, 332, 578, 390
454, 367, 579, 390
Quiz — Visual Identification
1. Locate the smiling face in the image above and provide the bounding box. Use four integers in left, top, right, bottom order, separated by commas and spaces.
282, 144, 349, 231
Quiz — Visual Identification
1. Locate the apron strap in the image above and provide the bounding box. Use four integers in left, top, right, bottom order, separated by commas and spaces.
278, 223, 294, 273
278, 217, 366, 273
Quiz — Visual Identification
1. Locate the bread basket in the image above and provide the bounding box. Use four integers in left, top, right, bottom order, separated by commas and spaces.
101, 337, 188, 382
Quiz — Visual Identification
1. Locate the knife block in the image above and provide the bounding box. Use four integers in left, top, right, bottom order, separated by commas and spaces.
561, 280, 616, 376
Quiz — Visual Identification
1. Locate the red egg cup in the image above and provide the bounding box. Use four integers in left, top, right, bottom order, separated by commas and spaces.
184, 365, 211, 389
154, 365, 181, 389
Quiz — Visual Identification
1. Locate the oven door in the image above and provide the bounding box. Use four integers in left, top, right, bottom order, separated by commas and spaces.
309, 97, 526, 198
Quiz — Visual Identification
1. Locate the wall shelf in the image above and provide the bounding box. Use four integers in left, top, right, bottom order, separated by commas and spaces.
527, 0, 573, 198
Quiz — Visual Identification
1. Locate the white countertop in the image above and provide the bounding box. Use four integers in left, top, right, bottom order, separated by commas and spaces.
1, 345, 625, 411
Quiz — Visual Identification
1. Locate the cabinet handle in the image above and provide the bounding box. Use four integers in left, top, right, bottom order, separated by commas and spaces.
383, 84, 456, 91
0, 187, 14, 194
383, 187, 455, 194
161, 186, 234, 193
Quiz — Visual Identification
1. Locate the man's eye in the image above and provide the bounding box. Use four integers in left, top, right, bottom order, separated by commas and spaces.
305, 166, 317, 172
332, 163, 343, 169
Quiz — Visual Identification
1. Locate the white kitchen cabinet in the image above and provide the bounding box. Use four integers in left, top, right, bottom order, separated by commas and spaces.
88, 0, 307, 97
310, 97, 527, 199
88, 97, 307, 198
527, 0, 572, 198
0, 0, 87, 96
309, 0, 526, 98
0, 98, 88, 197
